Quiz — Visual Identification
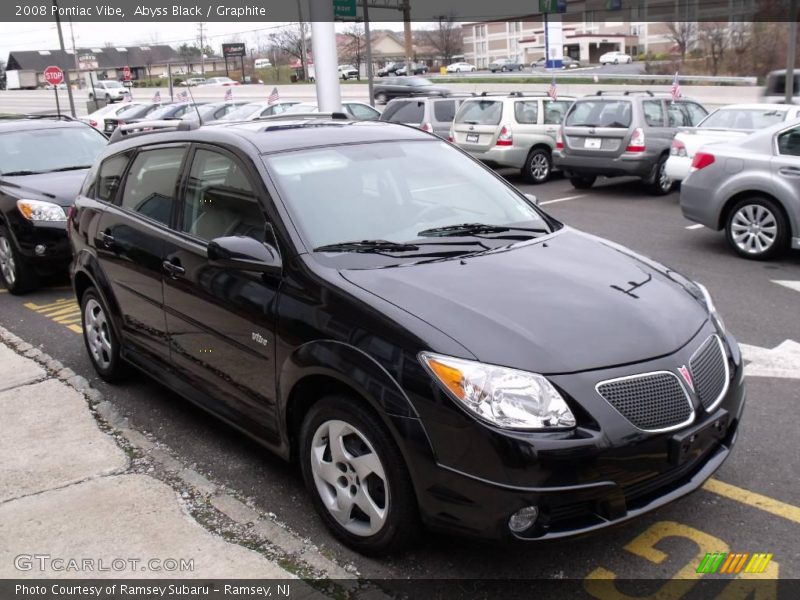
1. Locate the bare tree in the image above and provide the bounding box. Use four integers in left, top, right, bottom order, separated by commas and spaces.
665, 22, 697, 63
269, 23, 310, 79
425, 15, 463, 65
699, 23, 728, 76
342, 23, 366, 78
729, 21, 750, 58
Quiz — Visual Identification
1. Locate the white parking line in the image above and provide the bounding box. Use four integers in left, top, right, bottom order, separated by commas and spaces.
540, 195, 586, 206
685, 224, 704, 230
773, 280, 800, 294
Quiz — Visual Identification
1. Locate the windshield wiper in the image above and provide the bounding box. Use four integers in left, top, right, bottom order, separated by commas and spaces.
417, 223, 547, 237
1, 170, 43, 176
48, 165, 92, 172
314, 240, 421, 253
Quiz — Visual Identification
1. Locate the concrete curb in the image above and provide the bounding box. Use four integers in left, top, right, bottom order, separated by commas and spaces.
0, 324, 362, 588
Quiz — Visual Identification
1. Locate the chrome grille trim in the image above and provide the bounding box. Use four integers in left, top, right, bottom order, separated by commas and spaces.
595, 371, 695, 434
690, 334, 730, 413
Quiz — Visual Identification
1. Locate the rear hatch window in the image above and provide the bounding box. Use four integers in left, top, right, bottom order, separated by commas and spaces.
455, 100, 503, 125
566, 100, 632, 128
380, 101, 424, 124
564, 100, 633, 155
452, 100, 504, 148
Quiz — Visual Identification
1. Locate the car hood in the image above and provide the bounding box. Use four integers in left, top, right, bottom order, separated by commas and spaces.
340, 229, 707, 374
1, 170, 87, 207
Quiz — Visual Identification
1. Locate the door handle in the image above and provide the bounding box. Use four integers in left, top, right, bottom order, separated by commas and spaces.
162, 260, 185, 278
779, 166, 800, 177
98, 231, 115, 248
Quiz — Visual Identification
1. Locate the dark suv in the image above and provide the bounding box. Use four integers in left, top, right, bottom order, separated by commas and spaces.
554, 91, 708, 194
70, 117, 744, 555
0, 116, 108, 293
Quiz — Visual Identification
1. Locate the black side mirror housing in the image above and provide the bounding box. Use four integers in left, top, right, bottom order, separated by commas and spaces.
207, 236, 281, 273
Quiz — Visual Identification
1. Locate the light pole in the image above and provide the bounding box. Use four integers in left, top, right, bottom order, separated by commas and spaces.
308, 0, 342, 111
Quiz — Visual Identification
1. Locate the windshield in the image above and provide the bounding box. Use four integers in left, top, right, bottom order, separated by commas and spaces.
222, 103, 263, 120
455, 100, 503, 125
103, 81, 123, 88
116, 104, 153, 119
264, 140, 552, 261
285, 103, 318, 113
699, 108, 787, 130
407, 78, 432, 87
0, 127, 107, 175
566, 100, 632, 128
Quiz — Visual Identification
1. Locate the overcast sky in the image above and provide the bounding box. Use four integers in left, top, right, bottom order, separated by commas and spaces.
0, 21, 415, 64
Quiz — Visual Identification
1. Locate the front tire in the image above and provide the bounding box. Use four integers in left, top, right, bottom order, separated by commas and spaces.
299, 395, 419, 556
0, 225, 38, 295
523, 148, 552, 184
374, 92, 388, 104
80, 287, 128, 382
570, 175, 596, 189
726, 196, 789, 260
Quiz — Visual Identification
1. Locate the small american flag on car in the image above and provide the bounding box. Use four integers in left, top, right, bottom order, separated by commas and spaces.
548, 76, 558, 101
671, 72, 682, 102
268, 87, 280, 105
152, 90, 161, 103
176, 89, 189, 102
224, 87, 233, 102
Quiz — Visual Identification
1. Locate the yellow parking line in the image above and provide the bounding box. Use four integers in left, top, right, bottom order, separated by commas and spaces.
704, 478, 800, 525
0, 289, 7, 293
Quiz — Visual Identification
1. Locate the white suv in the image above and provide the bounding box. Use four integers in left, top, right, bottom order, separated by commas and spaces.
88, 80, 130, 103
450, 92, 575, 184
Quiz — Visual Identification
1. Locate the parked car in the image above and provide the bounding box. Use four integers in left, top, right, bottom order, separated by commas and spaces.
254, 58, 272, 69
377, 62, 400, 77
380, 95, 470, 137
680, 119, 800, 260
372, 77, 450, 104
217, 101, 302, 121
0, 116, 107, 293
532, 56, 581, 69
80, 102, 150, 132
201, 77, 240, 87
666, 104, 800, 182
284, 101, 381, 121
70, 117, 743, 555
488, 58, 524, 72
599, 51, 633, 65
338, 65, 359, 80
120, 103, 209, 127
180, 77, 206, 87
446, 62, 477, 73
450, 92, 575, 183
88, 80, 130, 103
181, 102, 249, 124
553, 91, 708, 194
102, 102, 164, 135
396, 62, 429, 76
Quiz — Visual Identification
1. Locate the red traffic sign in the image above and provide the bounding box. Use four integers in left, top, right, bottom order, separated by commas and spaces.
122, 65, 132, 81
43, 65, 64, 86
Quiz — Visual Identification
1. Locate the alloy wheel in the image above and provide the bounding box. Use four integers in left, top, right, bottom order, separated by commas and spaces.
530, 152, 550, 182
658, 161, 672, 192
731, 204, 778, 255
309, 419, 389, 537
0, 235, 16, 287
84, 298, 113, 370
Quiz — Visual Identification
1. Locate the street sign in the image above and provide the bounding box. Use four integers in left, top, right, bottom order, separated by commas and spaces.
539, 0, 567, 13
222, 43, 246, 58
43, 66, 64, 87
123, 65, 132, 81
333, 0, 356, 18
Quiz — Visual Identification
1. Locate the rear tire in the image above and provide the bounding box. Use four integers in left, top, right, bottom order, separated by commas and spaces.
649, 155, 673, 196
0, 225, 38, 295
299, 395, 419, 556
570, 175, 596, 190
80, 287, 128, 382
725, 196, 789, 260
522, 148, 552, 184
375, 92, 388, 105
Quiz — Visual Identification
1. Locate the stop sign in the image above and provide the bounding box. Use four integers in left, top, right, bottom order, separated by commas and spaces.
43, 65, 64, 86
123, 65, 132, 81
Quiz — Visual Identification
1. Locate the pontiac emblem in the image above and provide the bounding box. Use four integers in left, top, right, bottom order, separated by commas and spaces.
678, 365, 694, 391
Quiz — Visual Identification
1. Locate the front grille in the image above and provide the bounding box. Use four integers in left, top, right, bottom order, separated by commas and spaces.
597, 372, 693, 432
690, 335, 729, 411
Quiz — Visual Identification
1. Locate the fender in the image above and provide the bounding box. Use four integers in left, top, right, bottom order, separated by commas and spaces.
72, 249, 125, 341
277, 339, 436, 474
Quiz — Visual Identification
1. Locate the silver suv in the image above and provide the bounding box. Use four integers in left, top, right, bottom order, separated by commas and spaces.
450, 92, 575, 183
553, 91, 708, 194
88, 80, 130, 104
380, 95, 471, 138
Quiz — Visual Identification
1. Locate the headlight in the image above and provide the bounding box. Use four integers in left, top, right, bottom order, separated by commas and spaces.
693, 282, 726, 335
17, 200, 67, 222
419, 353, 576, 430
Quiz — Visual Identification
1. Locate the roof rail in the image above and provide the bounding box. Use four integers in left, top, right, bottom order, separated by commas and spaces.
256, 112, 352, 122
595, 90, 656, 97
108, 118, 198, 144
0, 113, 76, 121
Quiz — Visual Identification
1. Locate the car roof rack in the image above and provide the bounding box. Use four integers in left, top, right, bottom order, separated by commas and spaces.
595, 90, 656, 97
0, 113, 76, 121
255, 111, 351, 122
108, 118, 199, 144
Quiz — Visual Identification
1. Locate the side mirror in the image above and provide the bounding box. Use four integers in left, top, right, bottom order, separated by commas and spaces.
207, 236, 281, 273
525, 193, 540, 206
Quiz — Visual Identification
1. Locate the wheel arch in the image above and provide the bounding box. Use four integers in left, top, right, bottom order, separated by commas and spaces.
72, 253, 125, 340
719, 190, 793, 236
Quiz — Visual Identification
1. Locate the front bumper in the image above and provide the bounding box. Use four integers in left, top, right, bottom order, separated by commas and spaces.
6, 214, 70, 272
461, 144, 528, 170
554, 150, 657, 179
407, 326, 745, 540
679, 176, 723, 229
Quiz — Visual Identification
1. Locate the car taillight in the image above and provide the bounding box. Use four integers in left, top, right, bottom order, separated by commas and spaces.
626, 128, 646, 152
671, 138, 687, 157
496, 126, 513, 146
420, 122, 433, 133
89, 120, 97, 127
691, 152, 715, 170
555, 128, 564, 150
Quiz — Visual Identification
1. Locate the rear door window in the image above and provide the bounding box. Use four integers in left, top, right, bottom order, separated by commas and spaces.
381, 101, 424, 123
455, 100, 503, 125
514, 101, 539, 124
119, 147, 186, 226
681, 102, 708, 126
642, 100, 666, 127
95, 152, 133, 202
543, 100, 571, 124
565, 100, 632, 128
432, 99, 457, 123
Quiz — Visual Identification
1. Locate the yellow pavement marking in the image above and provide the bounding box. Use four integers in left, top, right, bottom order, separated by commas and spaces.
0, 289, 7, 293
704, 478, 800, 525
23, 297, 83, 335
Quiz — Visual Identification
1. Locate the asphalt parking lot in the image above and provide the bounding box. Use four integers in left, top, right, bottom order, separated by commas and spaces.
1, 173, 798, 586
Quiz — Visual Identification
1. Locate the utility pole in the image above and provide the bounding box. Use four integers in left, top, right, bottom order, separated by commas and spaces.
362, 0, 374, 106
402, 0, 413, 75
787, 0, 798, 105
309, 0, 341, 111
197, 22, 206, 77
51, 0, 76, 117
297, 0, 308, 80
68, 17, 80, 90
